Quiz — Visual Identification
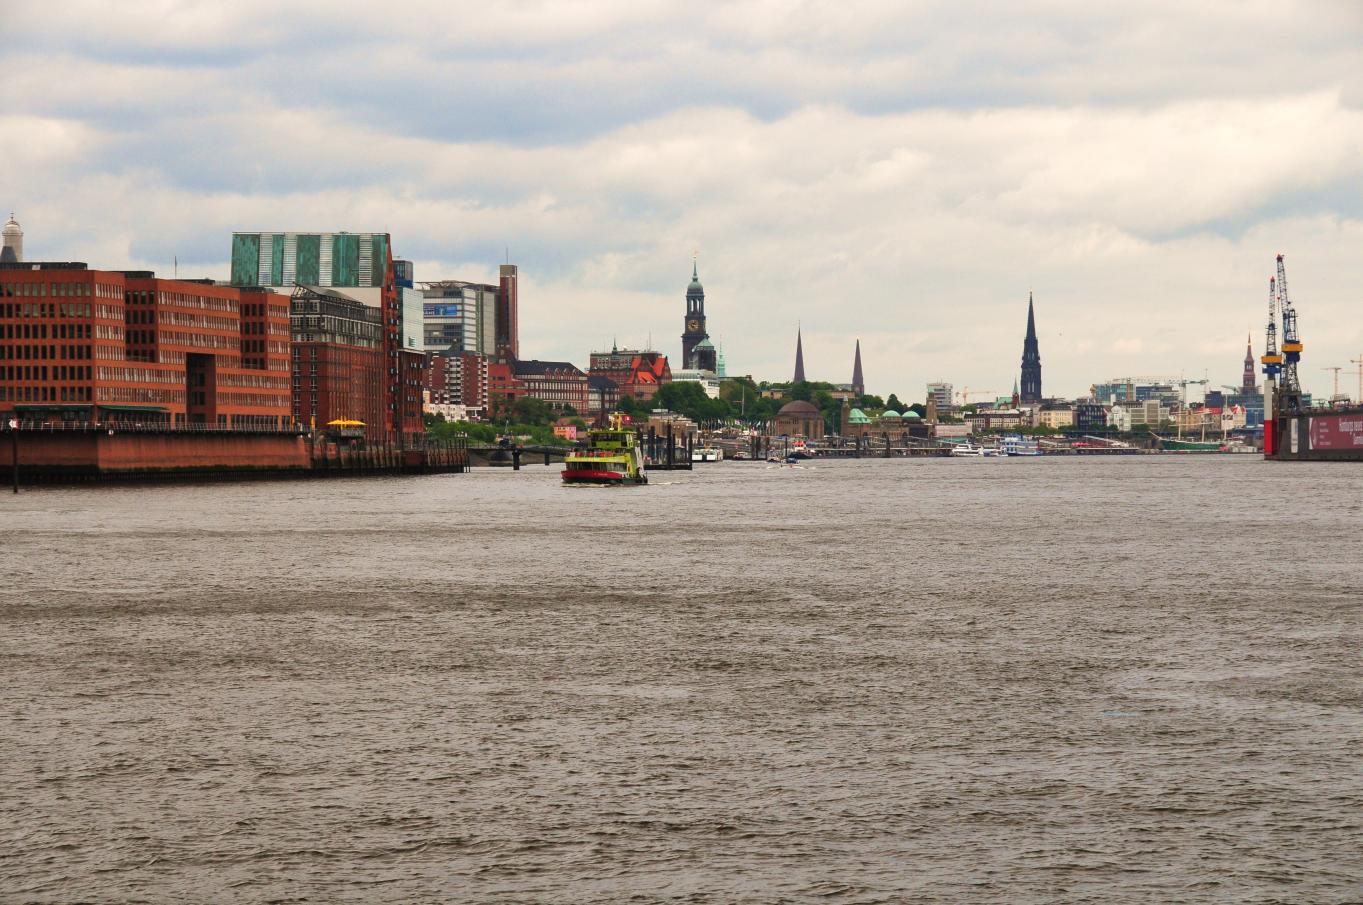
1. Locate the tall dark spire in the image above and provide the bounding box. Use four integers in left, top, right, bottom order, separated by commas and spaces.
851, 339, 864, 396
793, 326, 806, 384
1242, 333, 1256, 393
1020, 292, 1042, 404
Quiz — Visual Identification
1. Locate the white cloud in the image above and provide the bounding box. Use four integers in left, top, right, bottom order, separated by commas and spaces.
2, 1, 1362, 400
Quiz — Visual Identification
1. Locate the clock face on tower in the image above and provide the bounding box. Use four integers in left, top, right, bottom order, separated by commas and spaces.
687, 319, 701, 333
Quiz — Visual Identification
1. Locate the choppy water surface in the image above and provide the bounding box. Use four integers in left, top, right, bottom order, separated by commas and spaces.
2, 457, 1362, 904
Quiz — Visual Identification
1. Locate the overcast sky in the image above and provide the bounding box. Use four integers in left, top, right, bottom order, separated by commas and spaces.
4, 1, 1362, 399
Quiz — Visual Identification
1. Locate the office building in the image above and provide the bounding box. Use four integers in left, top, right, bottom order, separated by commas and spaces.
2, 262, 291, 428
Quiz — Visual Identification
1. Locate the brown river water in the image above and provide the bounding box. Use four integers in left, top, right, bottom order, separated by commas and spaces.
2, 457, 1361, 904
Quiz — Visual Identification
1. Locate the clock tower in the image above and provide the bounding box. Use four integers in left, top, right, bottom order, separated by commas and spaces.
681, 257, 717, 371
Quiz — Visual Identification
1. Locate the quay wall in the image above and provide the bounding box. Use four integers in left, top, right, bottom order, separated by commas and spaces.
14, 432, 311, 476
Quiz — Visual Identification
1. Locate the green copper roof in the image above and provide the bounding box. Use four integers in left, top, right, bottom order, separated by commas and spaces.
847, 408, 871, 424
881, 410, 902, 418
903, 410, 921, 419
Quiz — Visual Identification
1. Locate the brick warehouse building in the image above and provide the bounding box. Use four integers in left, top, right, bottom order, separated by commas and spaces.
230, 231, 424, 441
0, 262, 291, 428
289, 286, 384, 433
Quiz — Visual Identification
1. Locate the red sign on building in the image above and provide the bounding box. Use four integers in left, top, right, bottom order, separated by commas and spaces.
1309, 415, 1363, 450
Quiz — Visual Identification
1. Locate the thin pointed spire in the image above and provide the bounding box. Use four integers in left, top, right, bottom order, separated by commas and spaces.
851, 339, 864, 395
793, 326, 806, 384
692, 251, 698, 280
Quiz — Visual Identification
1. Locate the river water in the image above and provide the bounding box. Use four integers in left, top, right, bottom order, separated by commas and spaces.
2, 457, 1361, 904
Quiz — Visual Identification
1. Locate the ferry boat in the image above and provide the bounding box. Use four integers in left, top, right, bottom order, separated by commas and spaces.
1001, 434, 1042, 456
950, 441, 1005, 458
691, 446, 723, 463
561, 414, 648, 485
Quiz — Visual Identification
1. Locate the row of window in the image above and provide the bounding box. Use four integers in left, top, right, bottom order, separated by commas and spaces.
0, 282, 105, 298
2, 302, 97, 319
1, 364, 93, 382
0, 385, 94, 402
1, 344, 94, 361
97, 387, 183, 404
2, 322, 94, 340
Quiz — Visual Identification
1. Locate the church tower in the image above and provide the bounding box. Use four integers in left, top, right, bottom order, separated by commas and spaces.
681, 257, 715, 371
793, 327, 807, 383
1020, 293, 1042, 404
1241, 334, 1257, 393
851, 339, 864, 397
1, 213, 23, 264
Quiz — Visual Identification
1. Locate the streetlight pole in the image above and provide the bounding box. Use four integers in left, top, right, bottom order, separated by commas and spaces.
9, 418, 18, 494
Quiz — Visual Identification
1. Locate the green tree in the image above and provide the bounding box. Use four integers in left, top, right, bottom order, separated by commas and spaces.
884, 393, 905, 412
813, 389, 842, 434
649, 381, 733, 423
511, 397, 557, 426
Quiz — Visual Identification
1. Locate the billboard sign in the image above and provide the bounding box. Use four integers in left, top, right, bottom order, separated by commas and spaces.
424, 303, 461, 317
1309, 415, 1363, 450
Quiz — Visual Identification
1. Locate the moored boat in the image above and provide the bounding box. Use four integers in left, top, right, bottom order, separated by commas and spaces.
950, 441, 1005, 457
1001, 434, 1042, 456
562, 413, 648, 485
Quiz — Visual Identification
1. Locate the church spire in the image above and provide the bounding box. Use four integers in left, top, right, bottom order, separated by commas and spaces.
793, 326, 806, 384
1020, 292, 1042, 404
851, 339, 864, 396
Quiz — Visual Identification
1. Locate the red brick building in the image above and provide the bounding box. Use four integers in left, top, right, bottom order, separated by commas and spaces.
1, 262, 291, 428
487, 360, 523, 418
495, 264, 519, 363
289, 285, 384, 435
513, 359, 588, 413
424, 350, 489, 416
588, 347, 671, 408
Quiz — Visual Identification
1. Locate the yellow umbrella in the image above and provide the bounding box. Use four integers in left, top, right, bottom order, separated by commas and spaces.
326, 419, 366, 427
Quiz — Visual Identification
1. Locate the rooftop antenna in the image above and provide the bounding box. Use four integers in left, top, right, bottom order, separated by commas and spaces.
505, 245, 509, 265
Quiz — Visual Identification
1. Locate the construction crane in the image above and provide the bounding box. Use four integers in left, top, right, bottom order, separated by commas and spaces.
1276, 254, 1302, 409
1174, 377, 1209, 439
1321, 366, 1343, 403
1261, 275, 1283, 455
1350, 353, 1363, 405
955, 388, 997, 407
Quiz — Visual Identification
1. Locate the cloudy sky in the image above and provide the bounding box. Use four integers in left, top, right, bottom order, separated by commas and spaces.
4, 1, 1362, 399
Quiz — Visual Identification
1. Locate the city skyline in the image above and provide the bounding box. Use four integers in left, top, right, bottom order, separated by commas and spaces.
3, 2, 1362, 399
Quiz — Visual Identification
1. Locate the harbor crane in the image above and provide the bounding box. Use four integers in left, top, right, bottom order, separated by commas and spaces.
1276, 254, 1303, 410
1261, 275, 1282, 455
1350, 354, 1363, 405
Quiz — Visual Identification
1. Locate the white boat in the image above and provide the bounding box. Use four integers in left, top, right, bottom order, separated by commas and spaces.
691, 446, 723, 462
1001, 434, 1042, 456
950, 442, 1005, 457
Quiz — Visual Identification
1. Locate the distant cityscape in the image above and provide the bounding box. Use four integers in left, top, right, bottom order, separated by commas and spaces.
0, 213, 1333, 450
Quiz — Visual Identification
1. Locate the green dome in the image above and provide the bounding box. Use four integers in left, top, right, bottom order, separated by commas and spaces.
847, 407, 871, 424
880, 410, 902, 419
903, 410, 921, 419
